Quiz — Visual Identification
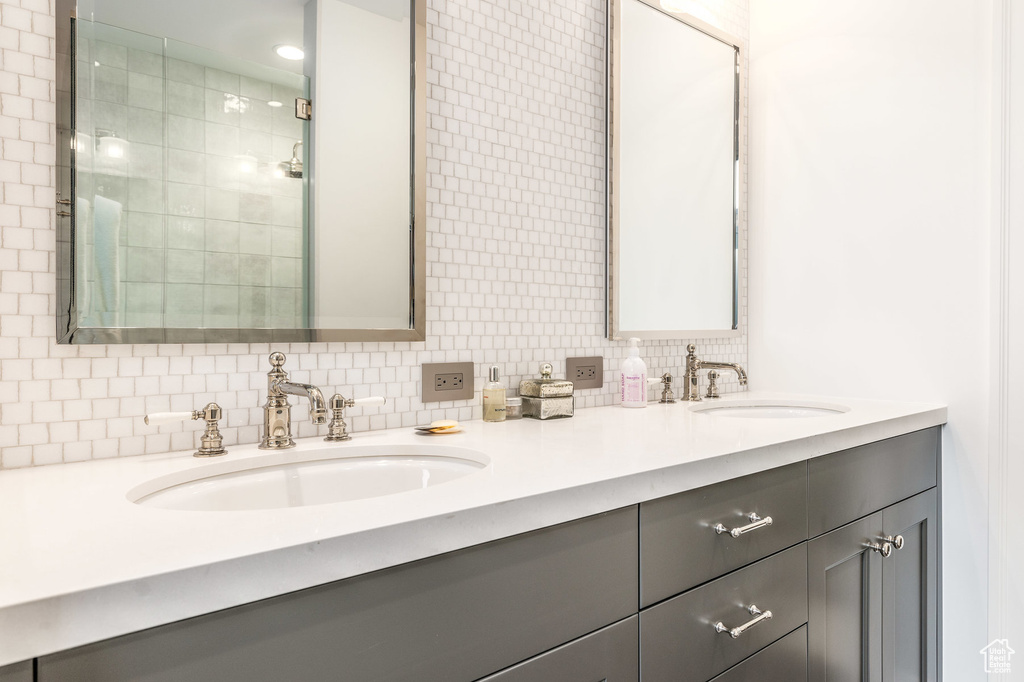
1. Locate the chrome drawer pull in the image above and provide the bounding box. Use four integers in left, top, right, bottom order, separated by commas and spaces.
713, 513, 773, 538
714, 604, 773, 639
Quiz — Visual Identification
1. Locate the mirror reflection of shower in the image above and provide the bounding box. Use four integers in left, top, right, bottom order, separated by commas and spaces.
276, 141, 303, 178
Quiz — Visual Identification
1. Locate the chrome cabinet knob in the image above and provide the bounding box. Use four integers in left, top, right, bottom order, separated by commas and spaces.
883, 534, 905, 551
866, 540, 893, 558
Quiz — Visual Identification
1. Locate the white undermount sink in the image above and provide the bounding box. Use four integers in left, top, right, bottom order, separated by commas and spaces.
128, 444, 490, 511
689, 399, 850, 419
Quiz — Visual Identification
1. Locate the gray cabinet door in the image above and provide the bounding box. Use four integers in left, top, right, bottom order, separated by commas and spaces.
808, 513, 885, 682
0, 661, 32, 682
476, 616, 638, 682
882, 490, 938, 682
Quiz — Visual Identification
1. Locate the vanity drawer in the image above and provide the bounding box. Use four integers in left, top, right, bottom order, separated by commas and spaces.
38, 507, 638, 682
640, 543, 808, 682
708, 625, 807, 682
0, 661, 32, 682
475, 615, 638, 682
807, 427, 939, 537
640, 461, 806, 606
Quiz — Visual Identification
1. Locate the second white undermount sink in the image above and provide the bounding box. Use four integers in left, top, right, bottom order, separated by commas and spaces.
689, 399, 850, 419
129, 444, 489, 512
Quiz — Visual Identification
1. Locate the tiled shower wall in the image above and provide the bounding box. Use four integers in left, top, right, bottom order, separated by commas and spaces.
0, 0, 749, 469
75, 28, 306, 330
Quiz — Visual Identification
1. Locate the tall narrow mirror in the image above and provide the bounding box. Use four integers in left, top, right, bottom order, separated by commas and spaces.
55, 0, 425, 343
608, 0, 741, 339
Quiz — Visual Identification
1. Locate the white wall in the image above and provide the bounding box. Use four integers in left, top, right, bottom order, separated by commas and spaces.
749, 1, 993, 678
996, 0, 1024, 666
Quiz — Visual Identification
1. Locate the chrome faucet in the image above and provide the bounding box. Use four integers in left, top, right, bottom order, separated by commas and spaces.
260, 352, 327, 449
682, 344, 747, 402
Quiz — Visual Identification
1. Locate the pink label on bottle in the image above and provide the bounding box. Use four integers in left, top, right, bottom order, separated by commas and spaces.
621, 373, 646, 403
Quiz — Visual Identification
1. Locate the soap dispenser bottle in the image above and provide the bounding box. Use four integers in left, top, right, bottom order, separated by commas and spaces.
482, 366, 507, 422
620, 337, 648, 408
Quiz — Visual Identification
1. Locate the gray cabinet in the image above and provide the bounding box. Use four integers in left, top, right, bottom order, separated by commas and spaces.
26, 426, 941, 682
708, 625, 807, 682
0, 661, 32, 682
641, 544, 808, 682
807, 490, 938, 682
640, 461, 807, 607
807, 428, 938, 537
808, 512, 885, 681
39, 507, 638, 682
476, 616, 638, 682
882, 490, 938, 682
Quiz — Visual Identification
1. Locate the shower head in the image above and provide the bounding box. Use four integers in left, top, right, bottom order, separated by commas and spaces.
277, 141, 303, 179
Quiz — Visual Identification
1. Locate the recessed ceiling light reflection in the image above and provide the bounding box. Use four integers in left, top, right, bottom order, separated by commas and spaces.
658, 0, 716, 24
267, 100, 283, 108
274, 44, 304, 61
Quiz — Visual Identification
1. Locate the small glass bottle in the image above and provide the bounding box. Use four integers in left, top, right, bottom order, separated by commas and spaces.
505, 395, 523, 420
482, 366, 506, 422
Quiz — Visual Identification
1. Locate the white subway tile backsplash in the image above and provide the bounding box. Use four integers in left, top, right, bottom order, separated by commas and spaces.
0, 0, 748, 468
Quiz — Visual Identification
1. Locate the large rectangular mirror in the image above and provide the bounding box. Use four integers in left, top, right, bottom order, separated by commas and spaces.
607, 0, 741, 340
55, 0, 425, 343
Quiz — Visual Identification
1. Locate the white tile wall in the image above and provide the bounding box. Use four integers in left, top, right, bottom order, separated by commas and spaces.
0, 0, 748, 469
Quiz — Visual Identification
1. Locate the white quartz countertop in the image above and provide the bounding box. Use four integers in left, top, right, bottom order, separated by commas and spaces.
0, 392, 946, 666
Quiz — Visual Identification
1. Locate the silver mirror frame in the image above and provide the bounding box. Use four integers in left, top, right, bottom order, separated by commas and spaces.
54, 0, 426, 344
606, 0, 743, 341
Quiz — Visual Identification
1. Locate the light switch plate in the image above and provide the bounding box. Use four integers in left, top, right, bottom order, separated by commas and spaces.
421, 362, 475, 402
566, 356, 603, 390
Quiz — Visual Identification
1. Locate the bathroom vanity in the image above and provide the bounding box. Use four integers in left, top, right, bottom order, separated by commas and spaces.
0, 394, 944, 681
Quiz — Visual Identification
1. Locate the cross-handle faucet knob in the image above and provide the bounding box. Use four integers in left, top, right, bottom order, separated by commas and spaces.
325, 394, 387, 442
325, 395, 352, 442
647, 373, 676, 403
145, 403, 226, 458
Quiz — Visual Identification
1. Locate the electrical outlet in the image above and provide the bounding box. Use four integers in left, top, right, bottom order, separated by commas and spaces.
422, 362, 475, 402
434, 373, 464, 391
566, 356, 603, 390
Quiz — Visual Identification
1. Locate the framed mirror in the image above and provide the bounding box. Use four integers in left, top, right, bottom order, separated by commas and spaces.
607, 0, 741, 340
55, 0, 425, 343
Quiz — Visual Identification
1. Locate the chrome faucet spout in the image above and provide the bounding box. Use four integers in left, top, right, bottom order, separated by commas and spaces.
273, 380, 328, 424
698, 361, 747, 386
